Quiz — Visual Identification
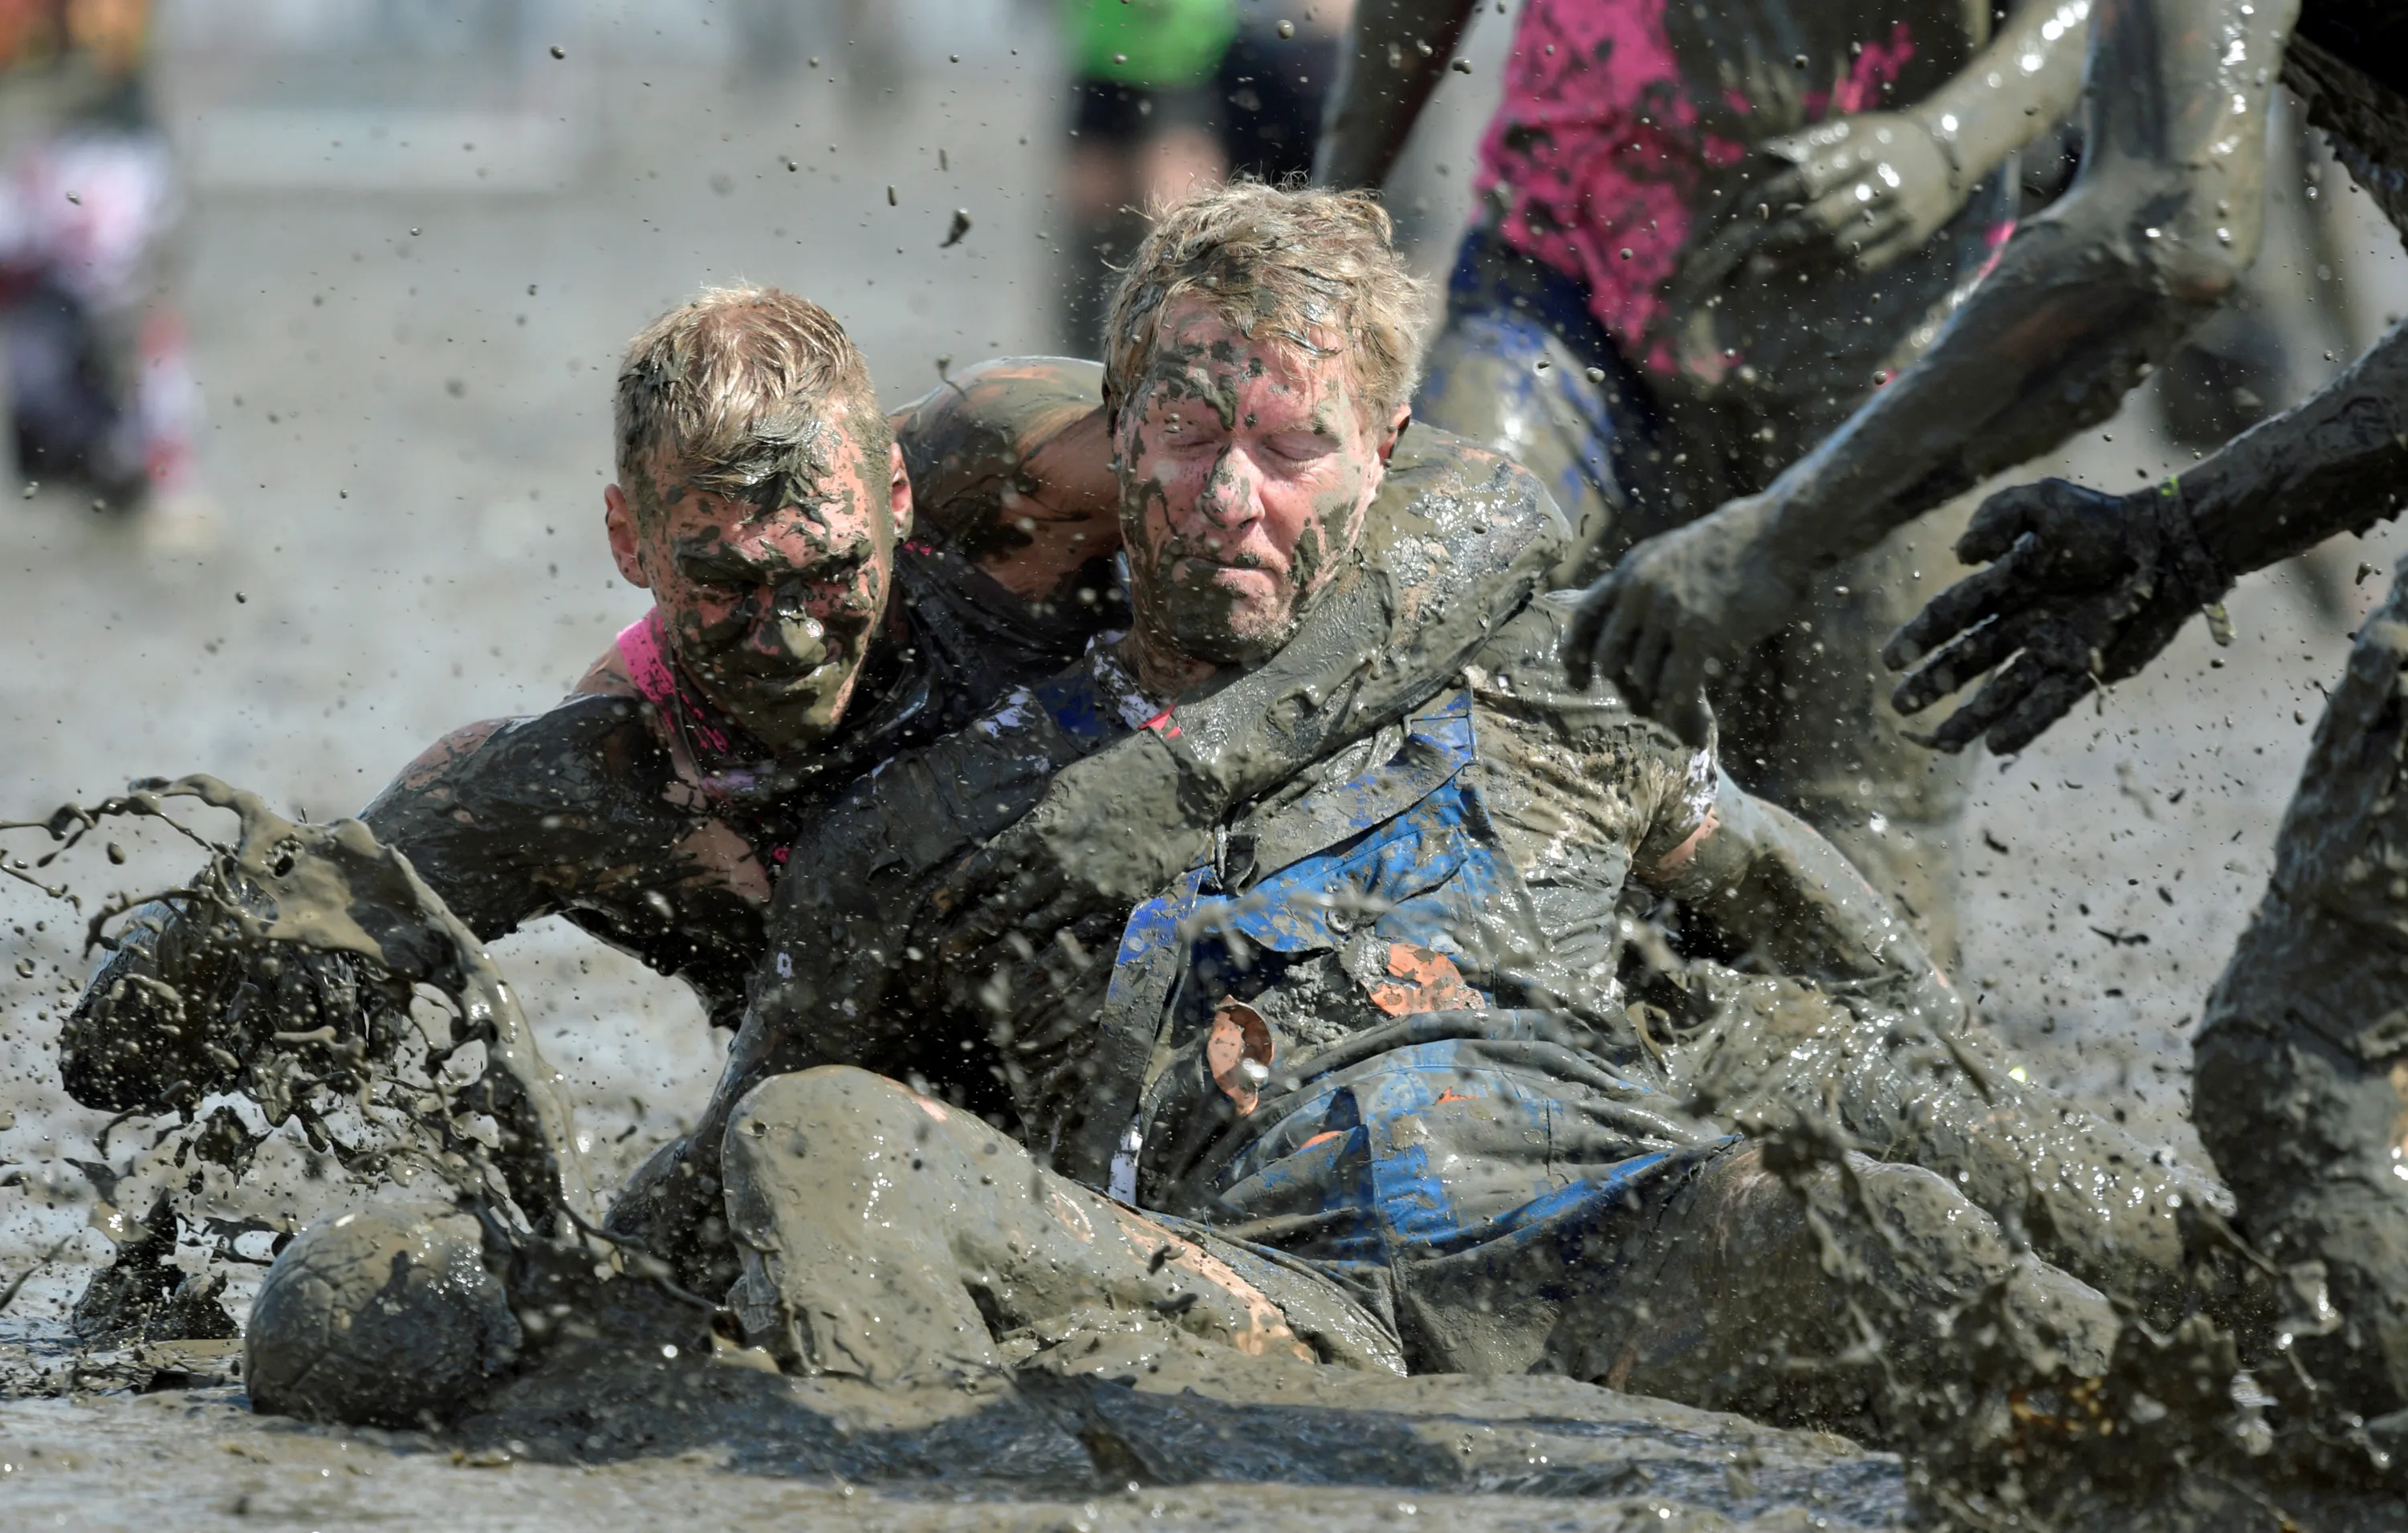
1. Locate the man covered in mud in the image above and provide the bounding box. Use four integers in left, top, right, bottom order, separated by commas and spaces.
55, 283, 1561, 1138
1310, 0, 2096, 962
287, 185, 2211, 1464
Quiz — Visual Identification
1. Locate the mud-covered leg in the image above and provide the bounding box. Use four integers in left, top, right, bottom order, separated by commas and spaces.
1531, 1145, 2116, 1446
1413, 247, 1638, 584
2194, 559, 2408, 1421
1669, 974, 2225, 1328
718, 1066, 1320, 1382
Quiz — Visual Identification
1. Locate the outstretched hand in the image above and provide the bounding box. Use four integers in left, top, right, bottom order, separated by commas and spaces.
1563, 494, 1806, 735
1884, 478, 2228, 755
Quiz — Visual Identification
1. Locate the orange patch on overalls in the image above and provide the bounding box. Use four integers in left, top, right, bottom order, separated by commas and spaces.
1208, 998, 1275, 1116
1365, 942, 1487, 1017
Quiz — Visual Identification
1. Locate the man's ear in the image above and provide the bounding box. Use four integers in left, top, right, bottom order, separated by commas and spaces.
887, 441, 914, 543
1376, 403, 1410, 467
604, 482, 650, 588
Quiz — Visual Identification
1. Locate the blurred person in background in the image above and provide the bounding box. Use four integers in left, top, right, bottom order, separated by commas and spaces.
1216, 0, 1350, 183
1314, 0, 2093, 968
0, 0, 200, 537
1058, 0, 1235, 353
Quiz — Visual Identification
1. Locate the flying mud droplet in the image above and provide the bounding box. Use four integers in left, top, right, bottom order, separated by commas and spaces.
887, 185, 897, 207
63, 191, 79, 205
234, 592, 247, 604
548, 44, 564, 59
941, 209, 972, 249
1451, 58, 1473, 73
1276, 19, 1296, 39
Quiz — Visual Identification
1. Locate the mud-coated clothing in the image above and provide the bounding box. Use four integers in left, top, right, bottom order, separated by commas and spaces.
1419, 228, 1977, 966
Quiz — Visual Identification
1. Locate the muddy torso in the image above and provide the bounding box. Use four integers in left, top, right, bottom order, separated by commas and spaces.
1473, 0, 1992, 378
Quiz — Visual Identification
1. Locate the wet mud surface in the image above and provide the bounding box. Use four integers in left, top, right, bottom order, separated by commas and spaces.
0, 1319, 1903, 1531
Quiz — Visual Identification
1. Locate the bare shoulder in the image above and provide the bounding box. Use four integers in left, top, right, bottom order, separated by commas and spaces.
389, 718, 517, 795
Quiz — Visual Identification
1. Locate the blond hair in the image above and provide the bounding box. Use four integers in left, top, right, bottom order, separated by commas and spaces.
1101, 181, 1431, 427
613, 286, 890, 512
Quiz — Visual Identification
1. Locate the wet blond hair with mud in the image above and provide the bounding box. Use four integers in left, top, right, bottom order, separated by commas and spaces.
613, 285, 892, 518
1101, 181, 1431, 429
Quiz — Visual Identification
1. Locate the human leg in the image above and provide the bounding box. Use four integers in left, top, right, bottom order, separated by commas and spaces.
718, 1065, 1389, 1381
1390, 1138, 2116, 1446
1662, 969, 2228, 1330
1413, 231, 1685, 585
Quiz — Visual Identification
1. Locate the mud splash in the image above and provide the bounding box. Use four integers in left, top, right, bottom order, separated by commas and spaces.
7, 775, 592, 1244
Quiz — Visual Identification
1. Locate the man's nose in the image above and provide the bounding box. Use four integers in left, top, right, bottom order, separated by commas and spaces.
1190, 446, 1265, 531
738, 578, 832, 659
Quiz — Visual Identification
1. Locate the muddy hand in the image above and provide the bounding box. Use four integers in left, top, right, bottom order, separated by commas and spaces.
1564, 495, 1804, 734
1884, 478, 2227, 755
1749, 112, 1959, 276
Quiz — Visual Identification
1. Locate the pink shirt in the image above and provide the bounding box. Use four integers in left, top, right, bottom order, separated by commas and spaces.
1472, 0, 1938, 376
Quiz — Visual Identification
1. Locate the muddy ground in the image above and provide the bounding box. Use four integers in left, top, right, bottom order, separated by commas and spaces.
2, 7, 2406, 1527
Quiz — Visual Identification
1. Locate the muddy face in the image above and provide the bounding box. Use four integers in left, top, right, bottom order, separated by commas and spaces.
1112, 301, 1402, 685
606, 405, 911, 752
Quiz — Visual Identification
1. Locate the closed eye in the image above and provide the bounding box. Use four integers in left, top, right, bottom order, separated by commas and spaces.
1263, 431, 1336, 462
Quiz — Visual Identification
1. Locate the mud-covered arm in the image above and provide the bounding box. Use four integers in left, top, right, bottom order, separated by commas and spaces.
1639, 775, 1952, 1019
1911, 0, 2093, 194
1885, 318, 2408, 754
2181, 325, 2408, 578
1567, 0, 2290, 717
928, 440, 1570, 949
1312, 0, 1481, 191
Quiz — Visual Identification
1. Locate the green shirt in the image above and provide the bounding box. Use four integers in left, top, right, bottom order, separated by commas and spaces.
1061, 0, 1237, 88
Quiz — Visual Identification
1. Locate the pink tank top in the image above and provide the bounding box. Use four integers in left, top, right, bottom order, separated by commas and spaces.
1472, 0, 1926, 376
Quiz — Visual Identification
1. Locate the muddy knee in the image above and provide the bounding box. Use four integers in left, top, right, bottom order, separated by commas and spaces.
246, 1206, 519, 1428
722, 1065, 968, 1171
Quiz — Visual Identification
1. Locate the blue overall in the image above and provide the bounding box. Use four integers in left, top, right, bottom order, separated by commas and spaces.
1034, 669, 1731, 1364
